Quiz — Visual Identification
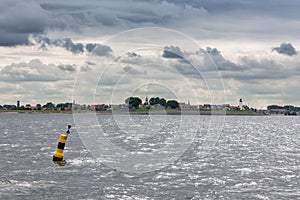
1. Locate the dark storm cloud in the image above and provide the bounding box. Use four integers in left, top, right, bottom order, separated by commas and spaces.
196, 49, 300, 81
54, 38, 84, 54
89, 44, 112, 56
163, 46, 241, 72
40, 2, 87, 11
80, 66, 92, 72
43, 0, 285, 18
204, 47, 220, 55
57, 64, 77, 72
125, 52, 141, 58
85, 61, 96, 66
165, 0, 300, 18
122, 65, 145, 75
165, 0, 300, 39
33, 36, 84, 53
0, 1, 48, 46
85, 43, 97, 52
2, 0, 300, 46
272, 43, 297, 56
172, 62, 200, 78
86, 43, 113, 56
159, 45, 299, 81
162, 46, 184, 59
221, 56, 300, 81
40, 0, 207, 25
201, 47, 242, 71
32, 35, 112, 55
118, 51, 145, 65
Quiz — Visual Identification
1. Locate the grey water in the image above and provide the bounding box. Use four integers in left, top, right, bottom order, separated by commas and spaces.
0, 113, 299, 199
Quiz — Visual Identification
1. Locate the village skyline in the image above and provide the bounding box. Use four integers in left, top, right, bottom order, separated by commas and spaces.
1, 96, 299, 115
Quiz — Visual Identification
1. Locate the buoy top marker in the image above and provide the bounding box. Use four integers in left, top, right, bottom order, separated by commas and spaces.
66, 125, 71, 136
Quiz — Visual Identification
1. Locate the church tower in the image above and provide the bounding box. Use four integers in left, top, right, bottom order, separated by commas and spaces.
144, 95, 149, 106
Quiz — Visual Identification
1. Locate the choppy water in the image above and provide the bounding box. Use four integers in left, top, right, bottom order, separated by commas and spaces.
0, 113, 299, 199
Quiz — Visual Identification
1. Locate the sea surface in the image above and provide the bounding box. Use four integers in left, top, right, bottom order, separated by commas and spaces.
0, 113, 299, 200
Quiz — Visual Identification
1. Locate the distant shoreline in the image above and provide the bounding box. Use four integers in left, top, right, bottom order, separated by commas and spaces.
0, 109, 267, 116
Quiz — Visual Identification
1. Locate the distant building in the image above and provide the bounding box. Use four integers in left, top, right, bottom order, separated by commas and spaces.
3, 105, 16, 110
111, 104, 126, 110
189, 105, 199, 110
64, 107, 72, 111
72, 103, 82, 110
242, 105, 250, 110
222, 104, 231, 111
179, 102, 190, 110
202, 104, 211, 110
230, 106, 239, 111
91, 104, 105, 111
268, 109, 286, 115
17, 100, 20, 109
30, 106, 38, 110
210, 105, 224, 111
150, 104, 165, 110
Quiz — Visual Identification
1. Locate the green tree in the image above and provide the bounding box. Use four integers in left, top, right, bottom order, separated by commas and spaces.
267, 105, 283, 110
149, 97, 167, 106
56, 103, 64, 110
149, 97, 159, 105
284, 105, 294, 111
36, 104, 41, 110
158, 98, 166, 107
56, 102, 72, 110
125, 97, 142, 109
166, 100, 179, 109
43, 102, 55, 110
25, 104, 31, 110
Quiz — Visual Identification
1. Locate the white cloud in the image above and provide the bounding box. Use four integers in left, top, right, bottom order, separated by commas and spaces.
0, 59, 76, 104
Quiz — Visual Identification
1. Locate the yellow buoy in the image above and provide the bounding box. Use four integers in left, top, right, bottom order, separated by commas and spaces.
53, 125, 71, 165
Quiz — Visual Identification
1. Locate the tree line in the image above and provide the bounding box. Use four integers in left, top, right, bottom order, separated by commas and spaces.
267, 104, 299, 115
0, 102, 73, 110
267, 105, 300, 111
125, 96, 179, 109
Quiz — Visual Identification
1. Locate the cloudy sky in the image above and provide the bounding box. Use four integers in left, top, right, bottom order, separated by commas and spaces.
1, 0, 300, 108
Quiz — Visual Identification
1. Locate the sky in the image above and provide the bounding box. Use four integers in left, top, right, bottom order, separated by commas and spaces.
0, 0, 300, 108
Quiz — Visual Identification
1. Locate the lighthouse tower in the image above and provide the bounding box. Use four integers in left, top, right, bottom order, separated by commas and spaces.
239, 98, 243, 110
